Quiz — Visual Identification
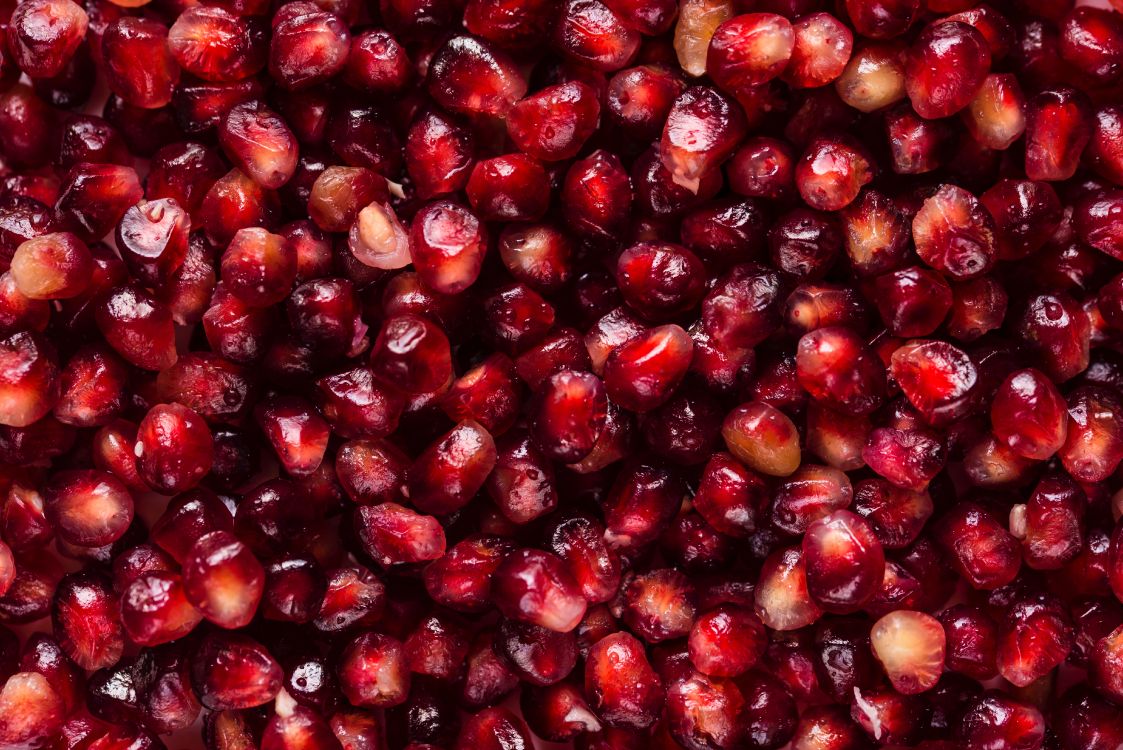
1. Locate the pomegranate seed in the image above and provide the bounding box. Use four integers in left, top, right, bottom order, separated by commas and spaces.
119, 571, 203, 646
313, 565, 385, 632
869, 610, 944, 694
771, 463, 854, 535
862, 427, 945, 491
466, 154, 550, 222
796, 327, 886, 416
44, 469, 133, 548
182, 530, 264, 629
193, 631, 283, 709
7, 0, 88, 79
802, 510, 885, 614
338, 632, 409, 708
964, 73, 1026, 151
723, 400, 801, 477
102, 17, 180, 109
409, 200, 487, 295
707, 13, 794, 93
1025, 86, 1093, 182
835, 42, 907, 113
219, 102, 299, 190
356, 502, 445, 567
0, 672, 64, 750
95, 284, 178, 371
912, 185, 996, 279
492, 548, 586, 633
1058, 385, 1123, 482
754, 546, 822, 631
935, 501, 1020, 589
428, 35, 527, 117
905, 21, 990, 119
269, 7, 350, 90
796, 136, 872, 212
136, 403, 213, 494
659, 85, 746, 193
508, 81, 600, 162
1059, 6, 1123, 83
424, 535, 513, 613
784, 13, 852, 89
167, 7, 266, 82
0, 332, 58, 428
688, 605, 766, 677
996, 594, 1073, 687
405, 420, 496, 516
602, 324, 693, 412
585, 632, 663, 730
486, 430, 556, 524
1076, 189, 1123, 262
255, 395, 331, 477
990, 368, 1068, 459
958, 693, 1044, 750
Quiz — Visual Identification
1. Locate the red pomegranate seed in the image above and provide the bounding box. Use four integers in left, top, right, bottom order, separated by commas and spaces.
492, 548, 586, 633
659, 85, 746, 194
722, 400, 801, 477
356, 502, 446, 567
192, 631, 283, 710
905, 21, 990, 119
182, 530, 265, 629
935, 501, 1020, 590
101, 17, 180, 109
1025, 86, 1093, 181
337, 632, 409, 708
958, 692, 1044, 750
136, 403, 213, 494
119, 571, 203, 646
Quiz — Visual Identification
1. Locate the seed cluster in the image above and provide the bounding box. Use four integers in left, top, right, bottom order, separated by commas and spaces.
0, 0, 1120, 748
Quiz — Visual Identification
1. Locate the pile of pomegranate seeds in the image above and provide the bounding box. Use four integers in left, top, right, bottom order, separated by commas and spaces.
2, 0, 1123, 747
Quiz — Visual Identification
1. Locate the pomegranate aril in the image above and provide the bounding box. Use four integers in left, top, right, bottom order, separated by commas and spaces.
723, 400, 801, 477
120, 571, 203, 646
659, 85, 746, 194
44, 469, 133, 548
584, 632, 663, 731
802, 510, 885, 614
796, 136, 872, 212
7, 0, 88, 79
0, 332, 59, 428
96, 284, 178, 372
269, 8, 350, 90
428, 35, 527, 117
182, 530, 264, 629
1059, 385, 1123, 483
313, 565, 385, 632
219, 102, 299, 191
990, 368, 1068, 460
912, 184, 996, 280
0, 672, 64, 750
935, 501, 1020, 590
996, 594, 1073, 687
102, 17, 180, 109
905, 21, 990, 119
1025, 86, 1093, 182
356, 502, 446, 567
192, 631, 283, 710
796, 326, 886, 416
255, 395, 330, 477
958, 692, 1044, 750
337, 632, 409, 708
136, 403, 213, 494
492, 548, 586, 633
